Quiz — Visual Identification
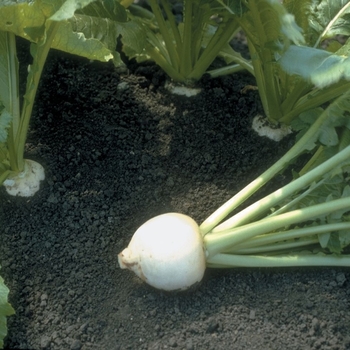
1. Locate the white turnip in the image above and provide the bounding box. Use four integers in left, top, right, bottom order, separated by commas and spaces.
251, 115, 292, 142
118, 213, 206, 291
3, 159, 45, 197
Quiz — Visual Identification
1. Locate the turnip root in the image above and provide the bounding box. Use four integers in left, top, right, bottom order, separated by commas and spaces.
118, 213, 206, 291
3, 159, 45, 197
164, 81, 201, 97
252, 115, 292, 142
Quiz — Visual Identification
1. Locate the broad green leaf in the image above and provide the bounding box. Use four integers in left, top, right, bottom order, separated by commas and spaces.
0, 274, 14, 349
0, 0, 124, 65
309, 0, 350, 46
325, 232, 343, 254
291, 108, 323, 149
318, 124, 339, 146
285, 0, 350, 47
323, 204, 350, 253
322, 89, 350, 129
339, 229, 350, 249
278, 45, 350, 88
52, 16, 118, 64
293, 91, 350, 150
75, 0, 128, 22
118, 17, 156, 61
49, 0, 97, 21
287, 175, 344, 211
318, 231, 332, 249
0, 0, 67, 38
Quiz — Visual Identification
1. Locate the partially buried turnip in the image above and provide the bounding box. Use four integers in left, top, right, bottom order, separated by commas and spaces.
118, 213, 207, 291
3, 159, 45, 197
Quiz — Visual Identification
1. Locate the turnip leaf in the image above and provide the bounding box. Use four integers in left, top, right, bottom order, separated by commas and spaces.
75, 0, 128, 22
285, 0, 350, 47
116, 18, 149, 60
49, 0, 97, 21
309, 0, 350, 46
278, 44, 350, 88
0, 0, 126, 66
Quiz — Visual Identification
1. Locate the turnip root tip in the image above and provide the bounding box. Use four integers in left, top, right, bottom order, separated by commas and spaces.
118, 213, 207, 291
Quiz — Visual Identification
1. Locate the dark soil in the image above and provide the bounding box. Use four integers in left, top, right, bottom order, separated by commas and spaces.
1, 40, 350, 350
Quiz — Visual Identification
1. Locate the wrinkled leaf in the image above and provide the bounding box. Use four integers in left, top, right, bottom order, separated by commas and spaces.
52, 16, 118, 64
309, 0, 350, 45
117, 18, 149, 59
285, 0, 350, 47
75, 0, 128, 22
50, 0, 97, 21
0, 0, 125, 65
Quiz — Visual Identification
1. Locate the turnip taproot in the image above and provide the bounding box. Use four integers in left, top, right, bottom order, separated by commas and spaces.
118, 213, 206, 291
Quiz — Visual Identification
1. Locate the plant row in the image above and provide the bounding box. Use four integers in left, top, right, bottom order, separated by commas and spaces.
1, 0, 350, 345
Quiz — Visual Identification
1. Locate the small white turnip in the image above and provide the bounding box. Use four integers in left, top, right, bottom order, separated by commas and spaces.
118, 213, 206, 291
164, 81, 201, 97
252, 115, 292, 142
3, 159, 45, 197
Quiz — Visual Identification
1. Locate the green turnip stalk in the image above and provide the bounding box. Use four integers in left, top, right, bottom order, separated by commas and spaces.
118, 91, 350, 290
1, 0, 123, 197
131, 0, 242, 83
0, 21, 59, 196
118, 149, 350, 290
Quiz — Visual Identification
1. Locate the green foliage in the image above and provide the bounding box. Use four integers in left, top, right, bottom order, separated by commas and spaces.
0, 0, 126, 65
219, 0, 350, 125
0, 0, 132, 341
0, 274, 14, 349
0, 0, 136, 179
120, 0, 243, 83
202, 86, 350, 262
278, 44, 350, 88
296, 0, 350, 46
